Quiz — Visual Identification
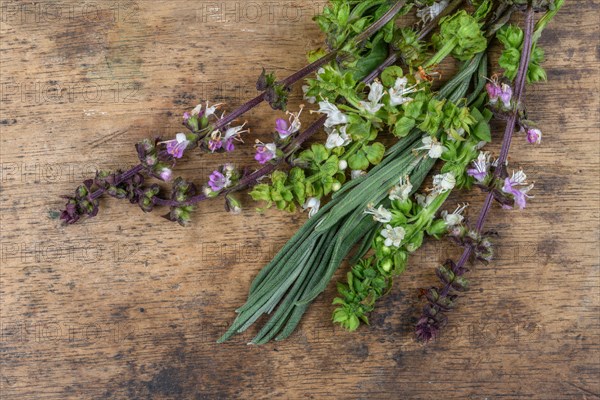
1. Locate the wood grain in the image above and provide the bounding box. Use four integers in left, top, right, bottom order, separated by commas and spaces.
1, 1, 599, 398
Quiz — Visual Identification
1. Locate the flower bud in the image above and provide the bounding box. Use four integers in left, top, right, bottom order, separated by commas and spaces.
332, 182, 342, 192
145, 155, 158, 166
451, 277, 469, 292
526, 128, 542, 144
427, 219, 448, 237
380, 258, 393, 273
436, 265, 455, 285
338, 160, 348, 171
159, 167, 173, 182
225, 195, 242, 214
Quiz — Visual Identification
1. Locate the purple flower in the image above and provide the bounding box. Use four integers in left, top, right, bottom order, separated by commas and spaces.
208, 138, 222, 152
275, 118, 292, 138
467, 152, 491, 182
486, 79, 512, 108
222, 123, 248, 152
224, 137, 235, 152
165, 133, 190, 159
254, 142, 277, 164
208, 170, 231, 192
502, 170, 534, 209
183, 112, 191, 122
275, 107, 303, 139
486, 82, 502, 101
526, 128, 542, 144
498, 84, 513, 108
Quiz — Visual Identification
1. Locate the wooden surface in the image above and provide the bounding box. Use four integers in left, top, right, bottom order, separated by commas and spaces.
1, 1, 599, 398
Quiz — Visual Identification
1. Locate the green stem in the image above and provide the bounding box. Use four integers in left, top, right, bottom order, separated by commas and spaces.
532, 0, 565, 44
424, 37, 458, 67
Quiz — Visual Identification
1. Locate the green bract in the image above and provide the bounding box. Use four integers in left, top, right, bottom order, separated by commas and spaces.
497, 25, 547, 83
432, 10, 487, 62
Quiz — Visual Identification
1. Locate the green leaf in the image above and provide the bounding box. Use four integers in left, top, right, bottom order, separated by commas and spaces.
249, 184, 272, 202
434, 10, 487, 61
394, 117, 416, 137
338, 3, 350, 26
292, 182, 305, 205
321, 155, 340, 176
380, 66, 404, 87
403, 99, 424, 120
352, 37, 388, 81
348, 152, 369, 170
288, 167, 305, 183
364, 143, 385, 165
271, 170, 288, 185
321, 175, 334, 195
472, 120, 492, 142
311, 144, 329, 164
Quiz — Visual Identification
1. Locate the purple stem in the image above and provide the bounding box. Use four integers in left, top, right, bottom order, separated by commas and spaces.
453, 6, 536, 272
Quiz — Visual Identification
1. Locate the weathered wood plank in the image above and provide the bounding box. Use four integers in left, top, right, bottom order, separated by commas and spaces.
1, 1, 598, 398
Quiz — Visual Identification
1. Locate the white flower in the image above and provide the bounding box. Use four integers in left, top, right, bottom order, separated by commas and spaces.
325, 125, 352, 149
338, 160, 348, 171
441, 204, 468, 227
302, 85, 316, 104
389, 176, 413, 202
415, 192, 436, 208
416, 0, 449, 23
388, 77, 419, 106
223, 163, 236, 176
223, 122, 248, 141
316, 68, 326, 80
364, 204, 393, 223
381, 224, 406, 248
432, 172, 456, 193
192, 101, 221, 118
359, 81, 385, 114
287, 107, 303, 134
510, 169, 528, 185
467, 151, 491, 182
265, 143, 277, 154
416, 135, 446, 159
318, 100, 348, 128
303, 197, 321, 218
191, 104, 203, 116
351, 170, 366, 180
175, 133, 187, 143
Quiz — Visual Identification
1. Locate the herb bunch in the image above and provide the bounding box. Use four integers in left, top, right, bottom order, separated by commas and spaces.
57, 0, 564, 346
219, 1, 506, 343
